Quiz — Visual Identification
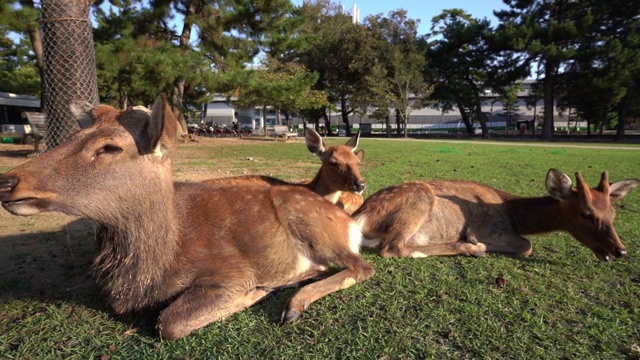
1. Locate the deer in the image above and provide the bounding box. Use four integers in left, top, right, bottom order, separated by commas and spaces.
202, 129, 365, 215
0, 95, 374, 340
353, 169, 638, 261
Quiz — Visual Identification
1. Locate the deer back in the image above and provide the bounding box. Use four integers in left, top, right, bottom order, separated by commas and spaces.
354, 169, 638, 261
202, 129, 366, 214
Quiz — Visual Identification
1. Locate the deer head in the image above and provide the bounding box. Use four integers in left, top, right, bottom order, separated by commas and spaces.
305, 129, 365, 193
546, 168, 639, 261
0, 95, 177, 224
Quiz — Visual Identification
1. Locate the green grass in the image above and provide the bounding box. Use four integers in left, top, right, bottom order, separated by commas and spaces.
1, 138, 640, 359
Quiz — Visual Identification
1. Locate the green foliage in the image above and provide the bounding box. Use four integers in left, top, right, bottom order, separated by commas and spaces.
497, 82, 523, 130
0, 1, 40, 96
0, 0, 39, 35
92, 0, 302, 112
93, 5, 214, 107
554, 0, 640, 137
231, 58, 328, 121
296, 0, 380, 132
493, 0, 604, 139
2, 0, 638, 141
0, 33, 40, 96
366, 10, 430, 137
426, 9, 494, 137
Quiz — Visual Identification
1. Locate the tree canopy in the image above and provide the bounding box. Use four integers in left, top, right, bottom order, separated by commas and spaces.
1, 0, 638, 140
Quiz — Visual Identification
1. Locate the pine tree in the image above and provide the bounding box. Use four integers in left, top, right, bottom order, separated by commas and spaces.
427, 9, 494, 138
494, 0, 584, 140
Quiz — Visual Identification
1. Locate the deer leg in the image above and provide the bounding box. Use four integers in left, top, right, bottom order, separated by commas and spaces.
481, 233, 533, 256
275, 267, 333, 290
157, 286, 271, 340
280, 254, 374, 324
382, 240, 487, 258
376, 212, 433, 258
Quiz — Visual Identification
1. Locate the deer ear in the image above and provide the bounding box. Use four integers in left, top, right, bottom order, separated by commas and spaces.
305, 129, 325, 156
546, 169, 573, 200
345, 131, 361, 151
608, 179, 640, 203
148, 95, 177, 158
70, 101, 96, 129
597, 171, 610, 193
355, 149, 365, 162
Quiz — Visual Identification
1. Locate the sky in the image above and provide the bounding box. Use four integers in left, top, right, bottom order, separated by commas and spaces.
290, 0, 510, 36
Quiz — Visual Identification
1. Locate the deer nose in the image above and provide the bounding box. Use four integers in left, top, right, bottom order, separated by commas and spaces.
354, 180, 366, 192
0, 176, 19, 193
614, 248, 627, 257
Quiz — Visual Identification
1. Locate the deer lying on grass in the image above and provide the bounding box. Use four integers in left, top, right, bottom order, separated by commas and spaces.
203, 129, 365, 215
353, 169, 638, 260
0, 96, 374, 340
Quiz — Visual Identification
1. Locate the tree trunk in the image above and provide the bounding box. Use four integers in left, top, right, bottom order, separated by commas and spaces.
385, 113, 391, 137
466, 78, 489, 138
21, 0, 44, 109
41, 0, 100, 149
120, 91, 128, 110
456, 99, 474, 134
531, 104, 537, 135
614, 93, 629, 142
340, 96, 352, 136
322, 107, 332, 136
402, 110, 409, 138
172, 0, 196, 140
262, 105, 268, 137
395, 108, 402, 136
541, 63, 556, 140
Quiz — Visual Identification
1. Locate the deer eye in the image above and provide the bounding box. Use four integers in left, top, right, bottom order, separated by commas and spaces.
96, 144, 123, 156
580, 212, 593, 221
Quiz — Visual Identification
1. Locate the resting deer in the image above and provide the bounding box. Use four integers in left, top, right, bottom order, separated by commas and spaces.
0, 96, 374, 340
353, 169, 638, 261
203, 129, 365, 215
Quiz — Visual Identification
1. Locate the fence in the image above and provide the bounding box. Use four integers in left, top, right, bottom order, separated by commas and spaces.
40, 0, 99, 150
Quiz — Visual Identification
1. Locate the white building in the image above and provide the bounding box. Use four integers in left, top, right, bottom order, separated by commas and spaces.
202, 80, 584, 133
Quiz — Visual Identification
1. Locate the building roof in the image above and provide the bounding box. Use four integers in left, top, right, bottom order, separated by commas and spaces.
0, 92, 40, 108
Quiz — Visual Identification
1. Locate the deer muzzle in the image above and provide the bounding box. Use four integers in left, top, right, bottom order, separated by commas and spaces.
354, 180, 366, 193
0, 175, 47, 216
0, 176, 18, 194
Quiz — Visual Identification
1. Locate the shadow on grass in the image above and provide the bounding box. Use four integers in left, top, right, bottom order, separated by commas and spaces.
359, 245, 558, 266
0, 217, 160, 338
0, 215, 311, 340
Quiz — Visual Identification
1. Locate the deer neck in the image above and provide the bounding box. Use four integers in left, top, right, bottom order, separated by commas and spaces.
507, 195, 567, 235
307, 172, 342, 205
92, 180, 179, 313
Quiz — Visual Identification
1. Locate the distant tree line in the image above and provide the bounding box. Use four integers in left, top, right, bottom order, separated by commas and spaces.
1, 0, 639, 140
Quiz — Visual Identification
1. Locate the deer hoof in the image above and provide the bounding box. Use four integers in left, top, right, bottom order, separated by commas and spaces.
280, 309, 302, 325
472, 250, 487, 258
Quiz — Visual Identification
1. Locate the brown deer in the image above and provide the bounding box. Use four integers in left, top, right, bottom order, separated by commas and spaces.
203, 129, 365, 215
0, 96, 374, 340
353, 169, 638, 261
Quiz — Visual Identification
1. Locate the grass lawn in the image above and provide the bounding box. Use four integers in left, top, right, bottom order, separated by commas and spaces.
1, 137, 639, 359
